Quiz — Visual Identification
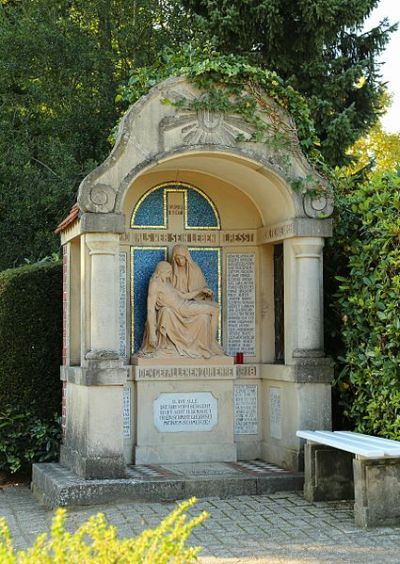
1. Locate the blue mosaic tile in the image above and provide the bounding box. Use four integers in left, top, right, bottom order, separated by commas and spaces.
187, 188, 219, 228
190, 248, 221, 339
132, 184, 219, 230
132, 187, 165, 228
132, 247, 167, 352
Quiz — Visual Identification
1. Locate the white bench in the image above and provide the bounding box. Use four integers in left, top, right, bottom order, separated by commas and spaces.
297, 430, 400, 527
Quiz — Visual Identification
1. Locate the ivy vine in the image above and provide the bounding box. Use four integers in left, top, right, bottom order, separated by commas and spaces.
117, 45, 333, 194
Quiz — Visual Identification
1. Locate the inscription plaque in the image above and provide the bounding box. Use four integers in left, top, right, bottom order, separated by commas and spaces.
236, 365, 258, 378
234, 384, 258, 435
123, 386, 131, 438
122, 230, 257, 246
125, 232, 218, 245
135, 366, 234, 380
119, 252, 127, 358
269, 387, 282, 440
226, 253, 256, 356
260, 221, 295, 244
154, 392, 217, 432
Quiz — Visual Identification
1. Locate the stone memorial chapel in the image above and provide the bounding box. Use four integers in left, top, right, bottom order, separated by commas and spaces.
53, 76, 333, 481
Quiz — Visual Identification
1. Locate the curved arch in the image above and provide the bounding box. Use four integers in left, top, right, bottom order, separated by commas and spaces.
120, 148, 298, 226
77, 76, 332, 221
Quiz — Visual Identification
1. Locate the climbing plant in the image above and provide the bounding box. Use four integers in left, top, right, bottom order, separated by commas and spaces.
119, 46, 332, 193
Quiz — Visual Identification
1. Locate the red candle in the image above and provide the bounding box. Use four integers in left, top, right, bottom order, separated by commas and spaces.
235, 352, 244, 364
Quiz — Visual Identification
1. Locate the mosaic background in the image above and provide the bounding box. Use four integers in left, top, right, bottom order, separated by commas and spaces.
131, 247, 221, 352
132, 187, 165, 228
190, 247, 221, 340
130, 183, 222, 353
186, 187, 219, 228
131, 184, 219, 230
132, 247, 167, 352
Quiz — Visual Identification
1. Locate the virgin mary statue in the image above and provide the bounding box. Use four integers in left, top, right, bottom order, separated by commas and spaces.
170, 245, 213, 298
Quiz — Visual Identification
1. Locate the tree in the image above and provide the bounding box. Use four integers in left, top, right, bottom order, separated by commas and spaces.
345, 122, 400, 177
0, 0, 189, 270
182, 0, 395, 166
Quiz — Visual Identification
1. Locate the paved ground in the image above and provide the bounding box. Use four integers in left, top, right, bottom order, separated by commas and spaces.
1, 485, 400, 563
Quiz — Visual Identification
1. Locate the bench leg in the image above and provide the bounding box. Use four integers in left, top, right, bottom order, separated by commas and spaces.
353, 457, 400, 528
304, 443, 354, 502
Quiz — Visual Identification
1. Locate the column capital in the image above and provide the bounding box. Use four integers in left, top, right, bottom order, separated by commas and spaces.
293, 236, 324, 259
85, 233, 119, 256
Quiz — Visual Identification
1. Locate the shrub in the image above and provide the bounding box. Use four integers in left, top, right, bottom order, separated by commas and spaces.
0, 498, 207, 563
0, 405, 61, 474
332, 172, 400, 436
0, 261, 63, 420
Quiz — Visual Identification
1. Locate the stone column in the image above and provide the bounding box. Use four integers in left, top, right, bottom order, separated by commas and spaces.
58, 232, 126, 479
293, 237, 324, 357
85, 233, 119, 359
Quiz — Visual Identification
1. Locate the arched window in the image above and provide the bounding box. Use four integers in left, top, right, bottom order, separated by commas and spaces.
131, 182, 220, 229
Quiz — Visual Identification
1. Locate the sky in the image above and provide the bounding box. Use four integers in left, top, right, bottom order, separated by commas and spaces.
364, 0, 400, 132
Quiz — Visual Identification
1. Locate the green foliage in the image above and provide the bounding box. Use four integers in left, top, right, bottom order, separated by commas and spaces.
0, 0, 189, 271
345, 122, 400, 178
0, 498, 207, 562
0, 261, 63, 420
329, 172, 400, 436
0, 1, 394, 270
0, 406, 61, 474
182, 0, 395, 166
120, 46, 330, 190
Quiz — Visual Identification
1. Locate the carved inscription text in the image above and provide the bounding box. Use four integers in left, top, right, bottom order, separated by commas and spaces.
154, 392, 217, 432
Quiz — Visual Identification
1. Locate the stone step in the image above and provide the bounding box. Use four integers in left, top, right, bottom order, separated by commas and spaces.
32, 461, 304, 509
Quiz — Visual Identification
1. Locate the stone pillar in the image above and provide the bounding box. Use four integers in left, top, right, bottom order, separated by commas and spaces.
60, 362, 127, 479
293, 237, 324, 357
59, 231, 127, 479
85, 233, 119, 359
263, 236, 332, 472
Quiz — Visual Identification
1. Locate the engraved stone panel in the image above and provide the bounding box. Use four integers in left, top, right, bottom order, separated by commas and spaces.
226, 253, 256, 356
269, 387, 282, 440
119, 252, 127, 358
234, 384, 258, 435
135, 366, 235, 380
123, 386, 131, 438
260, 221, 295, 244
236, 365, 258, 378
154, 392, 217, 432
127, 232, 219, 245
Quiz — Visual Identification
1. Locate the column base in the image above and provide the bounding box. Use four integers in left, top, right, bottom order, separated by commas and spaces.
60, 445, 126, 480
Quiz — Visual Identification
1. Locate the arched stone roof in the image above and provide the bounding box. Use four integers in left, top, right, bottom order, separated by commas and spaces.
77, 76, 333, 223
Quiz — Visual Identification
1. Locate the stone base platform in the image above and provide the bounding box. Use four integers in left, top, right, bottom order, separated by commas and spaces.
32, 460, 304, 508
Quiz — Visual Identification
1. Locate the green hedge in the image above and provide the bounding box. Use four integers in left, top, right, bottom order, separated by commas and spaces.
330, 172, 400, 437
0, 261, 63, 420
